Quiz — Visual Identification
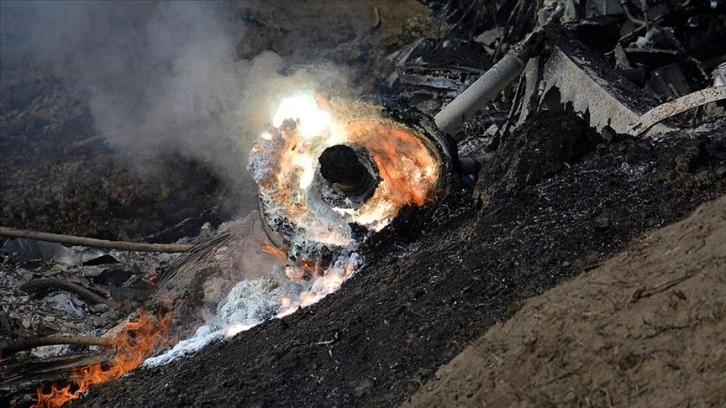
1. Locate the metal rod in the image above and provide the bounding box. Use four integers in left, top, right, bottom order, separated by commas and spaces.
433, 6, 564, 138
434, 53, 526, 136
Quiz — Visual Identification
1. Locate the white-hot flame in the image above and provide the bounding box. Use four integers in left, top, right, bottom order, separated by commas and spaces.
291, 153, 316, 190
223, 322, 257, 338
271, 91, 332, 139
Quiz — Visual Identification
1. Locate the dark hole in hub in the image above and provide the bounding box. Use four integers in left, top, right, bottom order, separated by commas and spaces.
319, 145, 367, 191
318, 144, 378, 207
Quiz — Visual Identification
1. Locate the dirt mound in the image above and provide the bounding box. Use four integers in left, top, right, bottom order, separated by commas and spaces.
406, 195, 726, 407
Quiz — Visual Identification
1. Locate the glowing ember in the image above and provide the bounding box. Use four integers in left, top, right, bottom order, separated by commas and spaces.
34, 310, 169, 408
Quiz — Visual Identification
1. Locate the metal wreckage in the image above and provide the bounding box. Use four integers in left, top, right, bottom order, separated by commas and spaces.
1, 0, 725, 406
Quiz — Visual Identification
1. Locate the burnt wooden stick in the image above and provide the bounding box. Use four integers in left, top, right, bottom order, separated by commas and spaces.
0, 226, 194, 253
1, 336, 114, 358
20, 278, 116, 307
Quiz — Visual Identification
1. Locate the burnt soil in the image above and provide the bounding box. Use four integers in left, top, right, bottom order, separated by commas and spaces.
77, 113, 726, 407
406, 195, 726, 407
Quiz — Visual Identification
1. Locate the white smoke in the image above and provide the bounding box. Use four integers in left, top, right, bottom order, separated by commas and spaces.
0, 1, 347, 186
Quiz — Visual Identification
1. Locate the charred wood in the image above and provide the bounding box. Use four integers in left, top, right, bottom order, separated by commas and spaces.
1, 335, 113, 358
19, 278, 117, 308
0, 226, 194, 253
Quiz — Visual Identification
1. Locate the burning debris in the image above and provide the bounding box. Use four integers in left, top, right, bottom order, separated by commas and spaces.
1, 1, 726, 407
0, 243, 177, 407
145, 92, 459, 364
249, 91, 454, 268
33, 310, 168, 408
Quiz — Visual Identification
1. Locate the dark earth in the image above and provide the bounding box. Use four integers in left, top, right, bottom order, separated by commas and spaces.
406, 195, 726, 407
1, 1, 725, 407
83, 114, 725, 407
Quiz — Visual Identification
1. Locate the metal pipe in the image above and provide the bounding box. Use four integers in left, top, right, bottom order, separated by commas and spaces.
317, 144, 379, 208
433, 5, 564, 138
434, 53, 526, 136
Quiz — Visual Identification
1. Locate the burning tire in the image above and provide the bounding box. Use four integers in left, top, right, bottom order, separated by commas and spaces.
248, 92, 455, 267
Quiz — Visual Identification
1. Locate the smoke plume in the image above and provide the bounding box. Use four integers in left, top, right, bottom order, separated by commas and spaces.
0, 1, 347, 192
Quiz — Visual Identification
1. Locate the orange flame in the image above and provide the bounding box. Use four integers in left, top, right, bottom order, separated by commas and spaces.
261, 243, 288, 264
347, 121, 439, 209
250, 95, 441, 245
299, 259, 328, 276
251, 94, 439, 322
34, 309, 169, 408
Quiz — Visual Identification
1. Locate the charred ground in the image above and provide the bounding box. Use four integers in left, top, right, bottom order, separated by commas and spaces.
80, 113, 726, 407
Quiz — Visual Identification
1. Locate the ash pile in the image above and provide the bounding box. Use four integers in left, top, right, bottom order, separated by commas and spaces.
2, 1, 726, 407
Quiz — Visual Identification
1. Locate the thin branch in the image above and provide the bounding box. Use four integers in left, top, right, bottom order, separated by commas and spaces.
630, 273, 696, 303
0, 226, 194, 253
20, 278, 117, 307
1, 336, 114, 358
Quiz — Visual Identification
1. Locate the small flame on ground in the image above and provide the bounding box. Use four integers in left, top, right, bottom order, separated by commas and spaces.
276, 254, 359, 316
34, 309, 169, 408
261, 243, 288, 264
